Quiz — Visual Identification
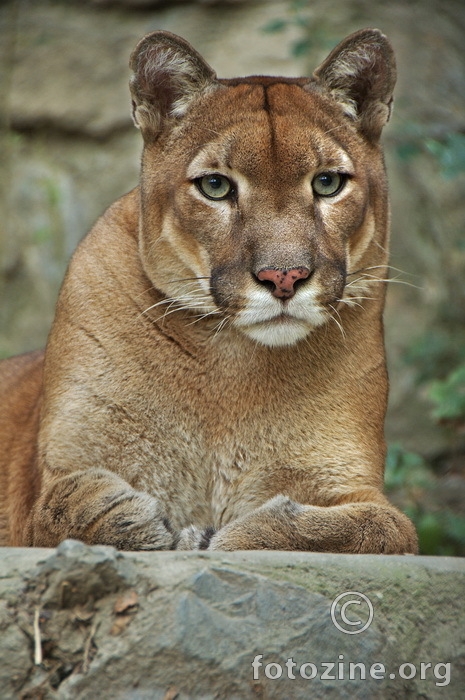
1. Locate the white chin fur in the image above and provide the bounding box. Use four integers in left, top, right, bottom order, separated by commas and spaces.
234, 287, 326, 347
239, 319, 313, 347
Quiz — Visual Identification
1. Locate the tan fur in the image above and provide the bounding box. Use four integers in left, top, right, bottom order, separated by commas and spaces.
0, 29, 417, 553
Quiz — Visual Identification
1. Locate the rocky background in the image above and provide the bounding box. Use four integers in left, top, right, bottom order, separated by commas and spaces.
0, 0, 464, 554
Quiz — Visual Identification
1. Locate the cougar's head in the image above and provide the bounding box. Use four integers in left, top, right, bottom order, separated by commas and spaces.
130, 29, 396, 347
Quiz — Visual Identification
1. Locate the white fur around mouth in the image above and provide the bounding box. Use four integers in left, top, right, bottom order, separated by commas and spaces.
239, 316, 312, 347
234, 287, 326, 347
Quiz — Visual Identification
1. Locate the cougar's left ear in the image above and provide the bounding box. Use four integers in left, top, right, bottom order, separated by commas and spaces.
313, 28, 396, 141
129, 31, 218, 136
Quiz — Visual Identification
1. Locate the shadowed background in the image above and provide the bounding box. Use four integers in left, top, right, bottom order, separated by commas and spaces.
0, 0, 464, 553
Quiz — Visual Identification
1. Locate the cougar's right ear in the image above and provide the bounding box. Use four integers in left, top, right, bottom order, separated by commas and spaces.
129, 31, 218, 135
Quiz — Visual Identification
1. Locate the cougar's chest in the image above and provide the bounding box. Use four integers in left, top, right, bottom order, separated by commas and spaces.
129, 369, 300, 529
128, 325, 334, 528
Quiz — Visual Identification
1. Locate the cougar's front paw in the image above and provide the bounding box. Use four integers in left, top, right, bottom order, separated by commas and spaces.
207, 496, 303, 551
176, 525, 216, 550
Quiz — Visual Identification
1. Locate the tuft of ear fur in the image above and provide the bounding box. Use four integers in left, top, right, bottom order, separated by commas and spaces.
313, 28, 396, 141
129, 31, 218, 135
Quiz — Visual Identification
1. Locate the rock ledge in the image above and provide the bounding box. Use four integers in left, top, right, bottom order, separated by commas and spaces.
0, 541, 463, 699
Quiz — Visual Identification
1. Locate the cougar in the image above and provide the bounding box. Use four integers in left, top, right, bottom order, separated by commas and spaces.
0, 28, 418, 554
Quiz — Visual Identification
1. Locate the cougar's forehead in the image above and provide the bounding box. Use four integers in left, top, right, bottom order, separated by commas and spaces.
183, 81, 359, 183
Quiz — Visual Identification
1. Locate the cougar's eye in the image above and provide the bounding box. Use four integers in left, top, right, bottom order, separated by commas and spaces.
196, 174, 233, 200
312, 172, 345, 197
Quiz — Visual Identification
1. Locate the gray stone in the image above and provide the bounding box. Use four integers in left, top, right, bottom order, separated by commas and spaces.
0, 543, 463, 699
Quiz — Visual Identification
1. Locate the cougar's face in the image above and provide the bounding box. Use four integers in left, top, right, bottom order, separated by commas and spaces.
140, 81, 387, 347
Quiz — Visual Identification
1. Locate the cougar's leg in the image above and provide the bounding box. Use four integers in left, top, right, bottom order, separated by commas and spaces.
204, 490, 418, 554
27, 468, 175, 550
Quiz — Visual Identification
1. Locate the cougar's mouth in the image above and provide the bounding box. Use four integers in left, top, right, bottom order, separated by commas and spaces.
237, 315, 314, 347
233, 286, 328, 347
269, 313, 296, 324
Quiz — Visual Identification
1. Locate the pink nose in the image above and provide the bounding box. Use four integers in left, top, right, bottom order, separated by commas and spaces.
256, 267, 311, 300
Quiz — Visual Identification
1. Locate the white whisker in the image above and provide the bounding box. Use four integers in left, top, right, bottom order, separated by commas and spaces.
186, 310, 223, 326
140, 298, 209, 318
363, 275, 421, 290
328, 304, 346, 341
212, 316, 231, 340
339, 295, 376, 309
338, 299, 365, 310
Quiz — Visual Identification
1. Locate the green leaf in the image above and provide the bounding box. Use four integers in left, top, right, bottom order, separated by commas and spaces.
425, 133, 465, 178
429, 364, 465, 421
291, 37, 313, 57
262, 18, 288, 33
294, 15, 310, 29
443, 512, 465, 544
291, 0, 310, 10
416, 512, 445, 555
33, 227, 52, 244
396, 141, 422, 162
385, 444, 431, 490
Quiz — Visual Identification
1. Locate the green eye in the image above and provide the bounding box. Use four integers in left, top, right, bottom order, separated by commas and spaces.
197, 174, 233, 200
312, 172, 345, 197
